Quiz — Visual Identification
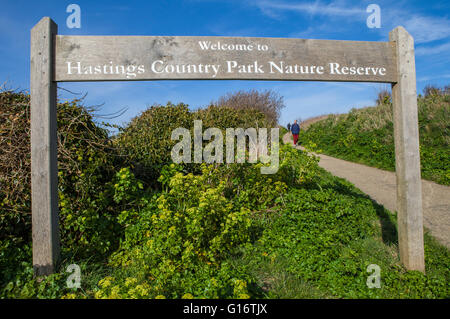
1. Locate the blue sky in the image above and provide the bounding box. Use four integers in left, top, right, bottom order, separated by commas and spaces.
1, 0, 449, 129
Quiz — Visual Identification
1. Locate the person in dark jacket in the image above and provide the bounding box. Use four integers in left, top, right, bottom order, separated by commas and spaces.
291, 120, 300, 145
287, 123, 291, 131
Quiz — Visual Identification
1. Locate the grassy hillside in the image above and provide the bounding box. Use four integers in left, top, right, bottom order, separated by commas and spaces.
1, 91, 448, 299
300, 93, 450, 185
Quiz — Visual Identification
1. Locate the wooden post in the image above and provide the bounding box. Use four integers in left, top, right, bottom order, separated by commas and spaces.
390, 26, 425, 272
30, 17, 60, 276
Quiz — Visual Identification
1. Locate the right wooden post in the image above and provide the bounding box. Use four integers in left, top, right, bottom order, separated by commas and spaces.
389, 26, 425, 272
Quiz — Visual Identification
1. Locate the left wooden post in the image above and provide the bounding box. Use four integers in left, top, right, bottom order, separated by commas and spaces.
30, 17, 60, 276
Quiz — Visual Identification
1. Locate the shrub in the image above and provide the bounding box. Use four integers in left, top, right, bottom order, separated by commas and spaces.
423, 84, 443, 97
114, 102, 193, 184
0, 91, 124, 258
375, 88, 391, 105
100, 164, 263, 298
195, 103, 271, 130
115, 102, 273, 187
0, 91, 33, 244
56, 100, 127, 257
213, 89, 285, 125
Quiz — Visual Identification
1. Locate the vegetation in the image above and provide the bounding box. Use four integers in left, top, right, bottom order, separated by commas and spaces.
300, 89, 450, 185
0, 89, 448, 299
114, 102, 273, 185
0, 91, 124, 261
213, 89, 285, 126
375, 88, 391, 106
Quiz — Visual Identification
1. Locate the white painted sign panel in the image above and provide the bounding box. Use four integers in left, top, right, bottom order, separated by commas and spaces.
55, 36, 397, 83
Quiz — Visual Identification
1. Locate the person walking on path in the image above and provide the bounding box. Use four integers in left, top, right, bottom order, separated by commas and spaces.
291, 120, 300, 145
287, 122, 291, 131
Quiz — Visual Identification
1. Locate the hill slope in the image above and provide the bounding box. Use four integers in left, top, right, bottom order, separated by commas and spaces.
300, 93, 450, 185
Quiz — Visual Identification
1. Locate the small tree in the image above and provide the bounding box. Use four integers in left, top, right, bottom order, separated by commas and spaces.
443, 85, 449, 96
214, 89, 285, 125
423, 85, 442, 97
375, 88, 391, 105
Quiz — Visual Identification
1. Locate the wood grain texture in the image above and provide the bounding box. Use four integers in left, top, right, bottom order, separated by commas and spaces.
31, 17, 60, 276
54, 35, 397, 82
390, 26, 425, 272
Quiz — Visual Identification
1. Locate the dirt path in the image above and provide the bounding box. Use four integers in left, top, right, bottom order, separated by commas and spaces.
283, 133, 450, 248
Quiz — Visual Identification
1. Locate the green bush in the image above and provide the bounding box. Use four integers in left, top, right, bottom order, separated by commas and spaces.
56, 100, 126, 257
0, 91, 32, 245
94, 164, 271, 298
114, 102, 193, 184
0, 91, 125, 259
115, 102, 273, 186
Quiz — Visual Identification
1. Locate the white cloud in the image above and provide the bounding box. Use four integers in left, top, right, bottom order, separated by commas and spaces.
417, 73, 450, 82
416, 41, 450, 56
256, 0, 364, 18
396, 15, 450, 44
253, 1, 450, 44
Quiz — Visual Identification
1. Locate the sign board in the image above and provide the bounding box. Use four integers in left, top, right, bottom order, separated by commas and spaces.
31, 17, 425, 276
54, 35, 396, 82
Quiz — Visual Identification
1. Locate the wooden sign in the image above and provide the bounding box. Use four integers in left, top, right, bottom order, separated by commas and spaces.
54, 35, 396, 82
30, 17, 425, 276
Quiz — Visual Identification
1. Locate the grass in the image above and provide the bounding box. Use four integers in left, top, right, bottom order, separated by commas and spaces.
226, 167, 449, 298
228, 248, 334, 298
220, 137, 449, 299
